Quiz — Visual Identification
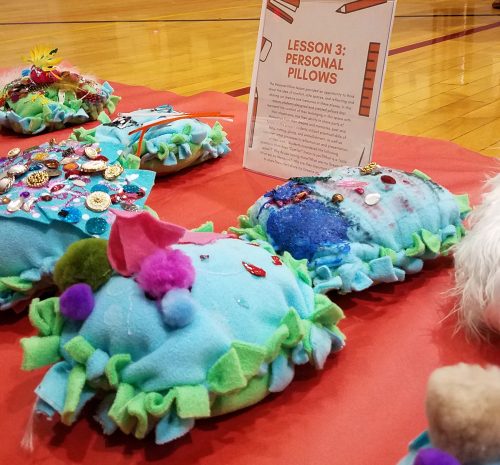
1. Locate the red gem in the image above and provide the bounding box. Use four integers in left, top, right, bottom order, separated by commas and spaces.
271, 255, 282, 265
65, 170, 81, 179
381, 175, 396, 185
136, 189, 145, 198
110, 194, 121, 204
50, 184, 65, 192
242, 261, 266, 277
39, 194, 52, 201
94, 155, 108, 162
355, 187, 365, 195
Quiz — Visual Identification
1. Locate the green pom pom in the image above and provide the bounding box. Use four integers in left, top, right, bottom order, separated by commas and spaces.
53, 238, 113, 292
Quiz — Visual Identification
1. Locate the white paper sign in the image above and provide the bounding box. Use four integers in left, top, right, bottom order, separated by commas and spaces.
244, 0, 396, 179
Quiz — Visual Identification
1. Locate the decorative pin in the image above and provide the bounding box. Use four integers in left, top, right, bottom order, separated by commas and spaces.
360, 162, 378, 175
81, 160, 107, 173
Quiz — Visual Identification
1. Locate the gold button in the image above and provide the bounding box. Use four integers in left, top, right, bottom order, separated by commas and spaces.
331, 193, 344, 203
86, 191, 111, 212
25, 171, 50, 188
103, 164, 124, 180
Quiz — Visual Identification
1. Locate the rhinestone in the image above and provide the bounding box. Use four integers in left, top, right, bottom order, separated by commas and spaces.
44, 159, 60, 169
32, 152, 49, 161
123, 184, 140, 194
381, 175, 396, 185
360, 162, 378, 175
86, 191, 111, 212
1, 196, 10, 204
242, 261, 266, 277
29, 162, 45, 171
103, 164, 124, 180
72, 179, 87, 187
91, 184, 110, 194
120, 202, 139, 212
20, 191, 30, 199
364, 192, 381, 206
355, 187, 365, 195
63, 162, 80, 172
50, 184, 65, 192
61, 156, 79, 165
22, 198, 35, 212
0, 176, 14, 194
39, 194, 52, 201
331, 193, 344, 203
46, 169, 62, 178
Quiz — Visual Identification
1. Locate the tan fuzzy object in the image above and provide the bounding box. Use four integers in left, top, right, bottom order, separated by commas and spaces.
426, 363, 500, 464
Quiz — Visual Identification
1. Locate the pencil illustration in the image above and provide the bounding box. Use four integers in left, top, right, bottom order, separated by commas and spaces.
336, 0, 387, 14
249, 88, 259, 148
267, 0, 294, 24
260, 37, 272, 62
359, 42, 380, 117
273, 0, 300, 12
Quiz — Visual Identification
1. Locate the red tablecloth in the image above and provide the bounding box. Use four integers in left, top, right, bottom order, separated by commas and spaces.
1, 83, 499, 465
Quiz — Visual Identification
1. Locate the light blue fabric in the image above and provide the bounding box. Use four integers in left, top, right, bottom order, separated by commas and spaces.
244, 167, 469, 294
0, 140, 155, 309
32, 237, 345, 444
72, 105, 231, 169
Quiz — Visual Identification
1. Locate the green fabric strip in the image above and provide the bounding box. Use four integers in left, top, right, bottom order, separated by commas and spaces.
64, 336, 96, 365
105, 354, 132, 388
109, 383, 137, 435
20, 335, 61, 370
62, 365, 87, 425
207, 348, 247, 394
29, 297, 63, 337
173, 385, 211, 419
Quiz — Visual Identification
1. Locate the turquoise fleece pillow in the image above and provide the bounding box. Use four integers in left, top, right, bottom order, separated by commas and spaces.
21, 212, 345, 445
71, 105, 231, 176
232, 164, 471, 294
0, 140, 155, 310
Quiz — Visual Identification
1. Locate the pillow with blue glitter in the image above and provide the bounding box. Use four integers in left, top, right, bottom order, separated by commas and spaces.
232, 163, 471, 294
0, 140, 155, 311
20, 210, 345, 445
71, 105, 231, 176
0, 46, 120, 135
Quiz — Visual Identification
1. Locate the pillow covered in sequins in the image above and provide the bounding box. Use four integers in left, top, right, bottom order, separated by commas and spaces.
0, 140, 155, 311
232, 163, 471, 294
20, 210, 345, 445
71, 105, 231, 176
0, 46, 120, 135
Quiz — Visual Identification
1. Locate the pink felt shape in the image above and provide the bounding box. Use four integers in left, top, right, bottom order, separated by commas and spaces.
180, 230, 228, 244
136, 249, 195, 299
108, 210, 186, 276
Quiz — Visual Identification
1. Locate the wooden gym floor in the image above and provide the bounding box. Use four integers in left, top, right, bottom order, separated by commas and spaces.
0, 1, 499, 157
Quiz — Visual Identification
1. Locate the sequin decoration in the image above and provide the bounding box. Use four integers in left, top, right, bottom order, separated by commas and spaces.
381, 175, 396, 185
271, 256, 283, 265
58, 207, 82, 223
122, 184, 140, 194
85, 217, 108, 235
242, 262, 266, 277
265, 199, 350, 261
86, 191, 112, 212
91, 184, 110, 194
25, 171, 49, 188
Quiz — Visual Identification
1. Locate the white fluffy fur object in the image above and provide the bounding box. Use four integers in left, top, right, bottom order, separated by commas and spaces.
453, 173, 500, 336
426, 363, 500, 463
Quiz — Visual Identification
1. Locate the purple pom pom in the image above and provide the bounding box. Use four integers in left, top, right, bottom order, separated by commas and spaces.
415, 448, 461, 465
136, 248, 195, 299
60, 283, 95, 320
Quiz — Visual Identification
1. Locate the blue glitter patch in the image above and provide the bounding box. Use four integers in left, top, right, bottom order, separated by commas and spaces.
266, 199, 350, 260
264, 182, 309, 203
91, 184, 110, 194
29, 163, 45, 171
85, 217, 108, 235
123, 184, 140, 194
58, 207, 82, 224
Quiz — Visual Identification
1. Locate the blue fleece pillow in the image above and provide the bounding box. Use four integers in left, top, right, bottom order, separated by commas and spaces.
21, 229, 345, 445
71, 105, 231, 176
0, 140, 155, 310
232, 165, 471, 294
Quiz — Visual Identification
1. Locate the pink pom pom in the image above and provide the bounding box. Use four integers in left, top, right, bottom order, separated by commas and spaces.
136, 248, 195, 299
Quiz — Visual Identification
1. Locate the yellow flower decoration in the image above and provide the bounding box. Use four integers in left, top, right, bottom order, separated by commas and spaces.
24, 46, 62, 71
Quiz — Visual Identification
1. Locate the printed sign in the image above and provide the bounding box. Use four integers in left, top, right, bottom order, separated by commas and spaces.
244, 0, 396, 179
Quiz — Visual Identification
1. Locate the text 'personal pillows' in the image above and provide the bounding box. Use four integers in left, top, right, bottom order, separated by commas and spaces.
72, 105, 231, 176
233, 163, 471, 294
0, 46, 120, 135
21, 211, 344, 444
0, 140, 155, 311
